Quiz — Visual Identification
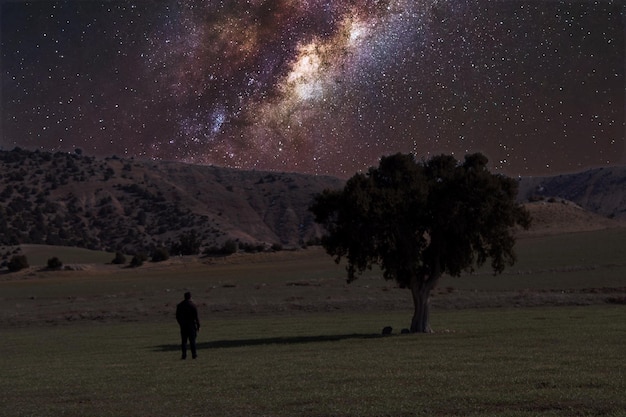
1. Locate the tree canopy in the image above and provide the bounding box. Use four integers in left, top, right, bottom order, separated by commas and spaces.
310, 153, 531, 332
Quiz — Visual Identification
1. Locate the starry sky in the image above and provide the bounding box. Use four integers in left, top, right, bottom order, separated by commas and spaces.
2, 0, 625, 178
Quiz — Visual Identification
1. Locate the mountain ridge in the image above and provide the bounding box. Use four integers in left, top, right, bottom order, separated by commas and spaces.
1, 148, 624, 256
0, 148, 342, 253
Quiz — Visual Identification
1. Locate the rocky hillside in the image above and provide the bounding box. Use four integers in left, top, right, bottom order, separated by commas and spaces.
1, 148, 625, 255
517, 166, 626, 220
0, 148, 342, 253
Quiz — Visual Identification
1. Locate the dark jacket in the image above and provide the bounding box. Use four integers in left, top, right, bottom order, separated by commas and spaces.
176, 299, 200, 330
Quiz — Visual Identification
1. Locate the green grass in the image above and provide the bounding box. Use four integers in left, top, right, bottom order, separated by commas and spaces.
1, 306, 625, 417
1, 229, 625, 416
455, 228, 626, 290
4, 244, 116, 266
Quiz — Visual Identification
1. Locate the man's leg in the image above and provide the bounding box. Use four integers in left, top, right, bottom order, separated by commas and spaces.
189, 329, 197, 359
180, 328, 188, 359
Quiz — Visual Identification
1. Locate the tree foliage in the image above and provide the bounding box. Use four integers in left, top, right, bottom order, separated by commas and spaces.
310, 153, 531, 332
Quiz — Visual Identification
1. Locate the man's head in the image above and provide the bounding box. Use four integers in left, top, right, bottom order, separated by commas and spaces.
184, 291, 191, 300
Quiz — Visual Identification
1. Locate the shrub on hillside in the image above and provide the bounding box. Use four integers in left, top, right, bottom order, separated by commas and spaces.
306, 237, 322, 246
111, 251, 126, 265
221, 239, 238, 255
130, 253, 147, 268
202, 246, 220, 256
240, 242, 265, 253
171, 230, 201, 256
151, 247, 169, 262
8, 255, 29, 272
204, 240, 239, 256
47, 257, 63, 270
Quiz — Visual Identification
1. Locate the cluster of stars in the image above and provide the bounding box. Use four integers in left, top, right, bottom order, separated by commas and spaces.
2, 0, 624, 177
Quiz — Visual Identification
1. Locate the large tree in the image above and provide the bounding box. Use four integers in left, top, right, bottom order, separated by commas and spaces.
310, 153, 531, 333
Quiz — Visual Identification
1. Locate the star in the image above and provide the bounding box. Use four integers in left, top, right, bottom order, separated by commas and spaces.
2, 0, 624, 177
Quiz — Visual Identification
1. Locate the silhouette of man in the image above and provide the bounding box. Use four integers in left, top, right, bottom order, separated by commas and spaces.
176, 291, 200, 360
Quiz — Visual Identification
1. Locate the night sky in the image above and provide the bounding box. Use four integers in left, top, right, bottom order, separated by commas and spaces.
2, 1, 625, 178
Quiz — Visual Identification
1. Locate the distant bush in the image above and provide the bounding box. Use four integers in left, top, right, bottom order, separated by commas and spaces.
7, 255, 29, 272
130, 253, 147, 268
202, 246, 219, 256
204, 240, 239, 256
151, 247, 169, 262
240, 242, 265, 253
47, 257, 63, 270
306, 237, 322, 246
221, 239, 238, 255
171, 230, 201, 256
111, 251, 126, 265
271, 243, 283, 252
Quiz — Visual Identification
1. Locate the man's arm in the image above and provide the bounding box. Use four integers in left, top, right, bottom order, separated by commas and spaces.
193, 304, 200, 330
175, 304, 182, 324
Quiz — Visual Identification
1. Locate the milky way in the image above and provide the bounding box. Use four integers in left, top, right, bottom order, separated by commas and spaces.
2, 1, 625, 177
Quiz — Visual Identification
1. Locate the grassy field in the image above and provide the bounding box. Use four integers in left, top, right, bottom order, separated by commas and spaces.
2, 228, 625, 327
1, 228, 625, 416
1, 244, 116, 266
1, 306, 625, 417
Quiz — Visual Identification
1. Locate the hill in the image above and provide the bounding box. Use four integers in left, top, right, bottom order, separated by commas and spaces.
0, 148, 342, 254
1, 148, 625, 257
519, 198, 624, 236
517, 166, 626, 220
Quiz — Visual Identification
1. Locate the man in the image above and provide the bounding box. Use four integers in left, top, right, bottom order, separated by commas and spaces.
176, 291, 200, 360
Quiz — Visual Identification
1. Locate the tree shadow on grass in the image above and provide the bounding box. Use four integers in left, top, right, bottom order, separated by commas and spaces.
151, 333, 383, 352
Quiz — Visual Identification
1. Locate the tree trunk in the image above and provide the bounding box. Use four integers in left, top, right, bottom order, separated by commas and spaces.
409, 274, 439, 333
